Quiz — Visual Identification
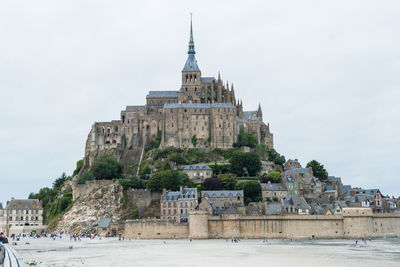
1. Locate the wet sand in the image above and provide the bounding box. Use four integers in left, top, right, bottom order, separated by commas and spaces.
12, 237, 400, 267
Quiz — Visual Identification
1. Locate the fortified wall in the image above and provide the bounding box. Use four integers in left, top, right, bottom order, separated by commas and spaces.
123, 208, 400, 239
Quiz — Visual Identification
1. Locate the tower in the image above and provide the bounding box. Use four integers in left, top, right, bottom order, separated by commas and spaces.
181, 15, 202, 103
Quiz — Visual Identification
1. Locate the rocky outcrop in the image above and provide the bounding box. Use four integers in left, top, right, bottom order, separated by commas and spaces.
56, 181, 124, 233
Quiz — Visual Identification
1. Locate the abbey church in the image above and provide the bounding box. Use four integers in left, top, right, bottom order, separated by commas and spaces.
82, 19, 274, 168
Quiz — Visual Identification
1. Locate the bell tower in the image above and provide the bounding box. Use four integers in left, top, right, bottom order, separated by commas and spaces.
181, 14, 202, 103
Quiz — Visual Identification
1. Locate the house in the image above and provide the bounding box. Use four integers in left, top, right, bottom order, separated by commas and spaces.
352, 189, 383, 213
97, 218, 114, 237
300, 176, 322, 198
284, 159, 302, 171
201, 190, 244, 215
327, 176, 343, 196
161, 187, 197, 223
283, 196, 311, 215
261, 182, 288, 201
182, 165, 213, 183
283, 168, 313, 197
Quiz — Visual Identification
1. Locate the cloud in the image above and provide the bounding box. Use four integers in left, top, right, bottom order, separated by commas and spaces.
1, 0, 399, 204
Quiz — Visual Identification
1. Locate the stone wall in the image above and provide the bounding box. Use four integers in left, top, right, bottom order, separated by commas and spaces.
124, 219, 189, 239
125, 189, 161, 209
72, 180, 116, 201
123, 208, 400, 239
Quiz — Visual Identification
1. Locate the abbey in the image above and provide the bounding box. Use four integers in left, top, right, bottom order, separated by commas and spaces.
83, 20, 273, 167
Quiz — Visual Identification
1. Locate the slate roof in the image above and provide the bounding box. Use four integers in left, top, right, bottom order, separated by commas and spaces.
6, 199, 42, 210
354, 189, 380, 197
284, 168, 312, 182
325, 185, 335, 191
265, 202, 282, 215
222, 205, 241, 215
260, 183, 287, 191
301, 176, 320, 185
201, 77, 216, 83
341, 185, 352, 196
125, 105, 146, 112
146, 91, 179, 98
98, 218, 111, 228
164, 103, 234, 109
182, 165, 212, 171
328, 176, 342, 183
283, 196, 311, 210
183, 54, 200, 72
243, 111, 258, 121
202, 190, 244, 198
161, 188, 197, 202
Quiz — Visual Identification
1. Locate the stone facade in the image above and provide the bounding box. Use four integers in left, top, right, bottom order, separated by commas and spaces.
261, 182, 288, 201
160, 188, 197, 223
80, 20, 273, 173
182, 165, 212, 183
4, 199, 44, 236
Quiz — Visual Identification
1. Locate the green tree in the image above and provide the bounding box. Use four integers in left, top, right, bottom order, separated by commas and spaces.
218, 174, 237, 190
306, 160, 328, 181
147, 170, 192, 192
52, 173, 67, 190
235, 181, 262, 204
170, 153, 187, 165
191, 135, 197, 147
72, 160, 84, 176
230, 151, 262, 177
267, 149, 286, 166
203, 177, 223, 190
77, 171, 95, 184
235, 126, 258, 148
119, 177, 147, 190
263, 171, 281, 183
92, 153, 123, 180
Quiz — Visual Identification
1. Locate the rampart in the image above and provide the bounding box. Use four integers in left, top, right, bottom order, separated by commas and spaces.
123, 208, 400, 239
72, 180, 116, 200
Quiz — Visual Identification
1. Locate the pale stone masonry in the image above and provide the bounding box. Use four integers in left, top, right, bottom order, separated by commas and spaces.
182, 165, 213, 183
80, 19, 273, 173
160, 187, 197, 223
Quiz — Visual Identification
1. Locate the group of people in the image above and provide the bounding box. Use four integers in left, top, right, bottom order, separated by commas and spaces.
355, 237, 372, 246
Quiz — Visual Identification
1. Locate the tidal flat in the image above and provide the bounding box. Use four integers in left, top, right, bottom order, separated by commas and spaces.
13, 236, 400, 267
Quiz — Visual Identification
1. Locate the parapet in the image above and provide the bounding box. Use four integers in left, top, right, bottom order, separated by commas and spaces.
342, 207, 373, 217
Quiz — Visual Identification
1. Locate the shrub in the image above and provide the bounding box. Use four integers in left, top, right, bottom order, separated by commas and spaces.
147, 170, 192, 192
78, 171, 95, 184
235, 181, 262, 205
119, 177, 147, 190
230, 151, 262, 177
92, 153, 123, 180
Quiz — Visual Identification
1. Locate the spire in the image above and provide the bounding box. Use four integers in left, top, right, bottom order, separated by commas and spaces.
257, 102, 262, 116
231, 84, 234, 93
188, 13, 195, 55
218, 71, 221, 81
182, 14, 200, 72
226, 81, 229, 89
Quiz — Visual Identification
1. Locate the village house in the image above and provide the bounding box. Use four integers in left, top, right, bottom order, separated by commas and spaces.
299, 176, 322, 199
261, 182, 288, 201
284, 159, 302, 171
283, 196, 311, 215
327, 176, 343, 196
182, 165, 212, 183
283, 168, 313, 197
161, 187, 197, 223
200, 190, 244, 215
352, 189, 383, 213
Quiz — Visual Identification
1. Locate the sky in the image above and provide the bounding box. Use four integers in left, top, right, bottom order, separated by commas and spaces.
1, 0, 399, 205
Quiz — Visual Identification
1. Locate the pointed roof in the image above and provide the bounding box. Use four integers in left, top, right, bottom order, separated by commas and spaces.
183, 15, 200, 72
257, 103, 262, 116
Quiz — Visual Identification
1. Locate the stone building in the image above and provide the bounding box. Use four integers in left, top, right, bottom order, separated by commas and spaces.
4, 199, 44, 235
80, 19, 274, 173
261, 182, 288, 201
161, 187, 197, 223
200, 190, 244, 215
283, 168, 313, 197
284, 159, 302, 171
283, 196, 311, 215
182, 165, 212, 183
0, 203, 5, 233
299, 176, 323, 199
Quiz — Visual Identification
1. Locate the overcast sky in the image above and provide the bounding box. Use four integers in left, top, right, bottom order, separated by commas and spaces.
1, 0, 399, 205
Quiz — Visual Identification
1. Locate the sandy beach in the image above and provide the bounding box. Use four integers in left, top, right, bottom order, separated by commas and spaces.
11, 236, 400, 267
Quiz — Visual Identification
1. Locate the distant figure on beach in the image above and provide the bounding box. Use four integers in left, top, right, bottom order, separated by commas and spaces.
355, 240, 358, 245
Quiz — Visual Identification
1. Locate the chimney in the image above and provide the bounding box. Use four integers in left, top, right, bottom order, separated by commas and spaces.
162, 188, 166, 195
180, 186, 183, 194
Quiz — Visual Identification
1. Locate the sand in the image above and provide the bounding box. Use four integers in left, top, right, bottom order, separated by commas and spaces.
12, 236, 400, 267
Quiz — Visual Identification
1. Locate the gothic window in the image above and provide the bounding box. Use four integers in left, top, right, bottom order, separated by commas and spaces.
185, 88, 188, 92
172, 123, 174, 128
186, 75, 188, 82
184, 109, 187, 112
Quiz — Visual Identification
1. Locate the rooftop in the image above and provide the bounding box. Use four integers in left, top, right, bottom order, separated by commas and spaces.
164, 102, 234, 109
6, 199, 42, 210
202, 190, 244, 198
182, 165, 212, 171
146, 91, 179, 98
